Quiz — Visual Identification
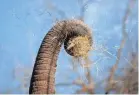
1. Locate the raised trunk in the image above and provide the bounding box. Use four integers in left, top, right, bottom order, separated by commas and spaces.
29, 20, 92, 94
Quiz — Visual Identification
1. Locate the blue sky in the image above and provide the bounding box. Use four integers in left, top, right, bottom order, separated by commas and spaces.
0, 0, 138, 94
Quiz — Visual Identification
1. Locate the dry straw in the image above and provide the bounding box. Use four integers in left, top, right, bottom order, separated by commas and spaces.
67, 36, 91, 58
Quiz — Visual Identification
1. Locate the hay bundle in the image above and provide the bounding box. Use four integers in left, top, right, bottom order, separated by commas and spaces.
66, 36, 91, 57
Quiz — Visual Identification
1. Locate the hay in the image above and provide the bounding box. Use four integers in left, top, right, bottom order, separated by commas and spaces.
67, 36, 94, 93
67, 36, 91, 58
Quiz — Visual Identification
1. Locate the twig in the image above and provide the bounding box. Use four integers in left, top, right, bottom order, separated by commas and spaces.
105, 0, 136, 94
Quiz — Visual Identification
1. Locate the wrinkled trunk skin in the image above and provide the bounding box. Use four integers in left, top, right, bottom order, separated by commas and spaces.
29, 20, 92, 94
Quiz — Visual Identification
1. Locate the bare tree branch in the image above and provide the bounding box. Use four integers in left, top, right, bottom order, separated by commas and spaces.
105, 0, 137, 94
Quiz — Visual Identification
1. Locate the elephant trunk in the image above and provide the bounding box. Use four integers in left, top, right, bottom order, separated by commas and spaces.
29, 20, 92, 94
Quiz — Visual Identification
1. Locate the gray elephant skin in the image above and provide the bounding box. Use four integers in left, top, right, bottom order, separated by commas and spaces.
29, 19, 92, 94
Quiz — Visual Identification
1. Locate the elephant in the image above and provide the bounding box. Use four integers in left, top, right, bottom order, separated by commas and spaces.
29, 19, 92, 94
